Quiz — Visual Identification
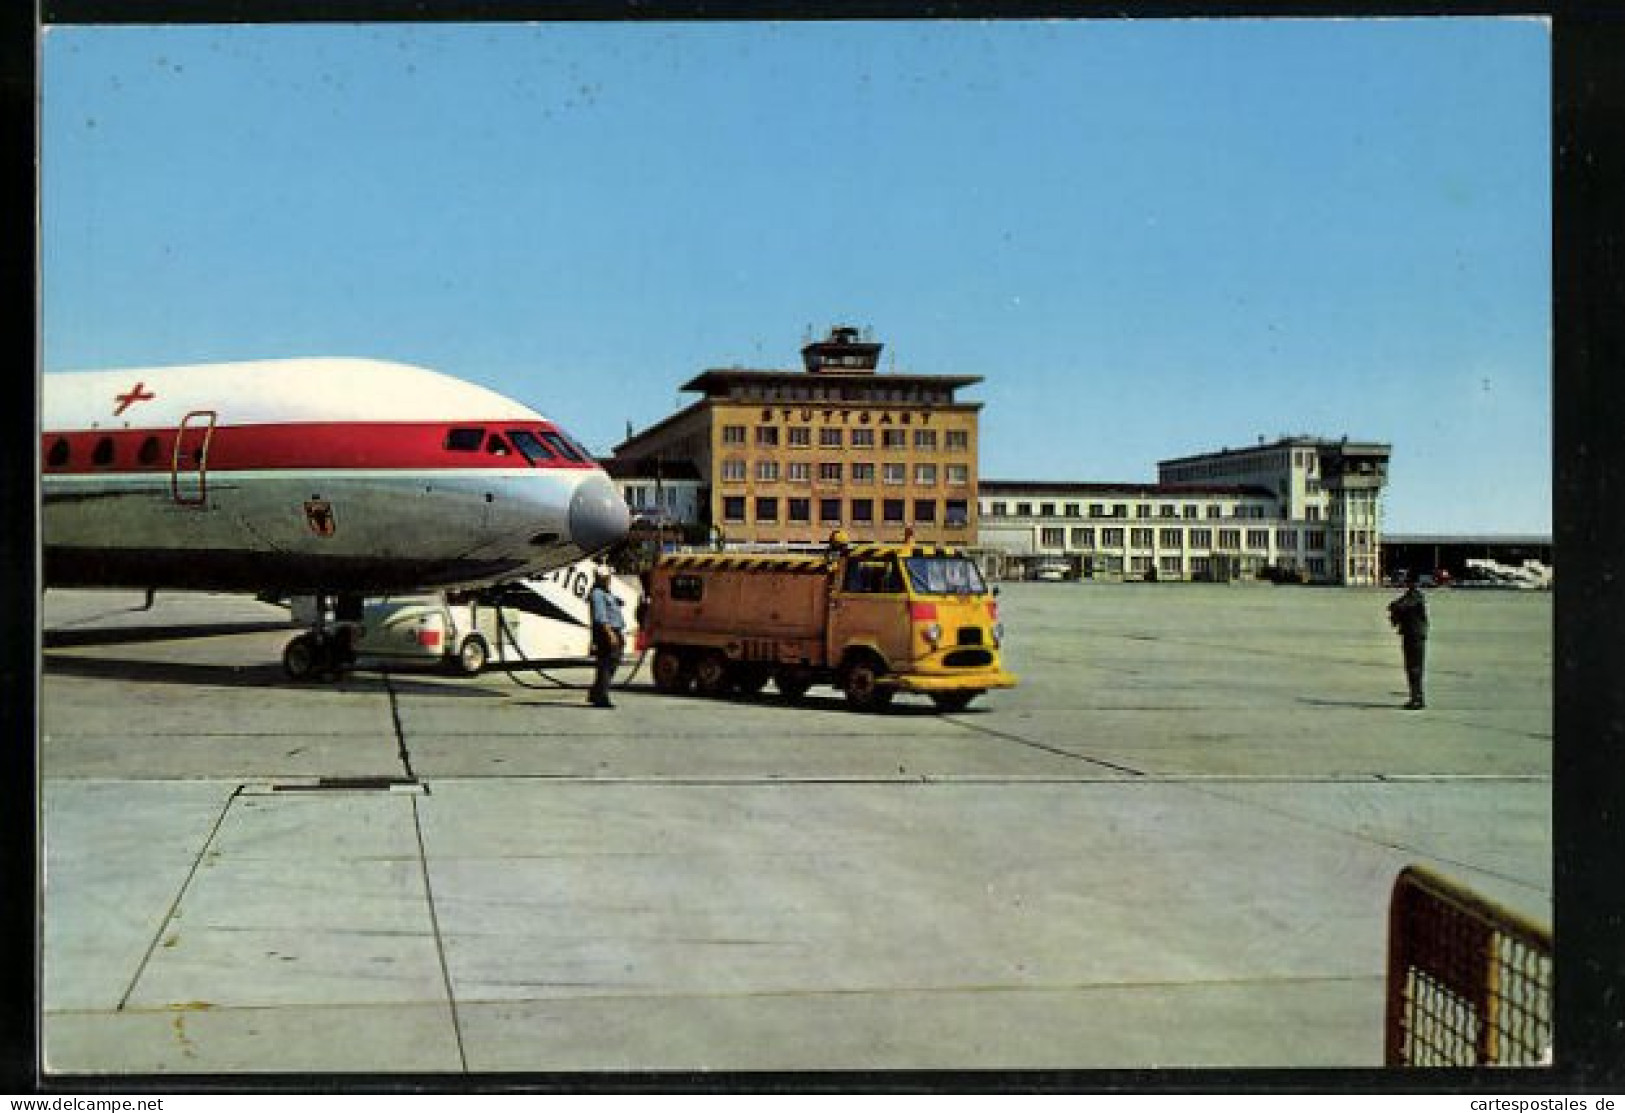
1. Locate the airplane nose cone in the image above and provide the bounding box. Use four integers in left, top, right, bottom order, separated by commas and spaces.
568, 472, 631, 557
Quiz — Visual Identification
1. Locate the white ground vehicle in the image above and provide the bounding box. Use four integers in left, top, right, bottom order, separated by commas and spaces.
296, 562, 642, 674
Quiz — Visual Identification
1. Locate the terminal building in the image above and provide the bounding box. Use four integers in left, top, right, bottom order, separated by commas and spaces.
980, 436, 1393, 586
602, 332, 1543, 589
610, 327, 985, 547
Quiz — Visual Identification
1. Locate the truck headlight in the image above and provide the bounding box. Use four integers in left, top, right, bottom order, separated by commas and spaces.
922, 623, 942, 646
993, 623, 1005, 647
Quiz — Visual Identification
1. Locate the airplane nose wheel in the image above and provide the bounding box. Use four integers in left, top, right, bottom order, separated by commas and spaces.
283, 627, 357, 681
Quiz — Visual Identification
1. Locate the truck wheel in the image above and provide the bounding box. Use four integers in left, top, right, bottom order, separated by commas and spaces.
694, 651, 731, 696
931, 690, 980, 712
454, 635, 489, 676
841, 657, 893, 712
775, 670, 813, 700
652, 648, 691, 694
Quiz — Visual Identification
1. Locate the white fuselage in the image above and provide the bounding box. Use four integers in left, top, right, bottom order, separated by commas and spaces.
41, 357, 630, 594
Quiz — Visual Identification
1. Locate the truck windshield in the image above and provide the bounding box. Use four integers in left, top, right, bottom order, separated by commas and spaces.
904, 557, 987, 596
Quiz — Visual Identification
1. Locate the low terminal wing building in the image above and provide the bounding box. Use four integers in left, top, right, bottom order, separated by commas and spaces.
980, 436, 1394, 586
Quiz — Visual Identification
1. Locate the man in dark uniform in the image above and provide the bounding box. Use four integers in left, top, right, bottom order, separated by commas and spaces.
1387, 575, 1430, 710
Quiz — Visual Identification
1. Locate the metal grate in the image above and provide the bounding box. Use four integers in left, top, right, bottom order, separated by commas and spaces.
1385, 864, 1553, 1067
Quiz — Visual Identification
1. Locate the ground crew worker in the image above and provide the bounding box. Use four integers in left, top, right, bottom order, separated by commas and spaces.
587, 567, 626, 709
1387, 575, 1430, 710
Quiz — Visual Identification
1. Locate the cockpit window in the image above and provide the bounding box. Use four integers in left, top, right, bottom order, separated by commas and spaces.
540, 431, 587, 463
47, 438, 70, 467
507, 430, 557, 466
486, 434, 513, 457
904, 557, 986, 596
445, 427, 484, 451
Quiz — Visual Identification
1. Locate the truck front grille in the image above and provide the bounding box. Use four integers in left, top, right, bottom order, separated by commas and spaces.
944, 649, 994, 668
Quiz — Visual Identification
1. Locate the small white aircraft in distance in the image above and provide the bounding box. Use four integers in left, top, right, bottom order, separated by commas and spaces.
41, 356, 632, 679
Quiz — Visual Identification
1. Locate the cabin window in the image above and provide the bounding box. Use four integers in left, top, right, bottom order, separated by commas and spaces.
507, 430, 557, 466
486, 434, 513, 457
539, 431, 586, 463
138, 436, 161, 465
843, 558, 903, 594
445, 427, 485, 451
92, 437, 115, 466
47, 438, 69, 467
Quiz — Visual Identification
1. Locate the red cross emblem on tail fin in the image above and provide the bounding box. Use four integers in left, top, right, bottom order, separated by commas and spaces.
113, 382, 156, 416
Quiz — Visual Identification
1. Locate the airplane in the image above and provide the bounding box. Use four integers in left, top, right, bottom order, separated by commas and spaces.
41, 356, 632, 679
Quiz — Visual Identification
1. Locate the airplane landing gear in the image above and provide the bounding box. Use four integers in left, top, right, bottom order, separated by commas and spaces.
283, 593, 361, 681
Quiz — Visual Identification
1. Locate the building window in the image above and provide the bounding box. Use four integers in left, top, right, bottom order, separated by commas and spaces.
1160, 555, 1183, 577
945, 430, 969, 451
1130, 528, 1154, 548
756, 497, 779, 522
1160, 528, 1183, 548
1102, 528, 1124, 547
1276, 529, 1298, 549
882, 429, 908, 450
1307, 531, 1327, 549
883, 463, 906, 485
945, 499, 969, 527
884, 499, 907, 524
1064, 503, 1081, 518
1136, 504, 1151, 519
788, 461, 811, 483
1191, 528, 1213, 548
1041, 527, 1065, 548
852, 462, 876, 484
1113, 504, 1128, 518
1184, 504, 1198, 519
1072, 527, 1094, 548
820, 428, 843, 448
721, 458, 746, 482
788, 497, 811, 523
851, 498, 874, 523
756, 426, 779, 447
1131, 556, 1154, 575
1306, 506, 1322, 522
1207, 505, 1223, 519
819, 462, 843, 483
989, 501, 1006, 517
1089, 504, 1104, 519
1218, 529, 1241, 550
1040, 503, 1056, 517
1247, 529, 1270, 550
851, 428, 875, 448
914, 499, 937, 522
1159, 505, 1178, 518
722, 425, 746, 445
788, 427, 811, 448
1016, 502, 1033, 516
914, 430, 937, 450
756, 460, 779, 482
820, 498, 842, 523
915, 464, 937, 486
723, 496, 746, 522
947, 465, 969, 486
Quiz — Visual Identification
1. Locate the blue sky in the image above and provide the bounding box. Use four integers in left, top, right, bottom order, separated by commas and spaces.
39, 18, 1551, 534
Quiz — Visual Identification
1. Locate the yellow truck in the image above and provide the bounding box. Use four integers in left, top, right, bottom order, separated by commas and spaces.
639, 543, 1017, 711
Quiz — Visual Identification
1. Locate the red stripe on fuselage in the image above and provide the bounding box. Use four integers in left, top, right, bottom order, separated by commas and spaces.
40, 421, 601, 475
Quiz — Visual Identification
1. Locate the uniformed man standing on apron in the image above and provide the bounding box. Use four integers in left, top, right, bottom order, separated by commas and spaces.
1387, 576, 1430, 710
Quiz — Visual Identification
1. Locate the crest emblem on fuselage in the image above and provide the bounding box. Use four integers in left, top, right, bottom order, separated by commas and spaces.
304, 499, 336, 538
